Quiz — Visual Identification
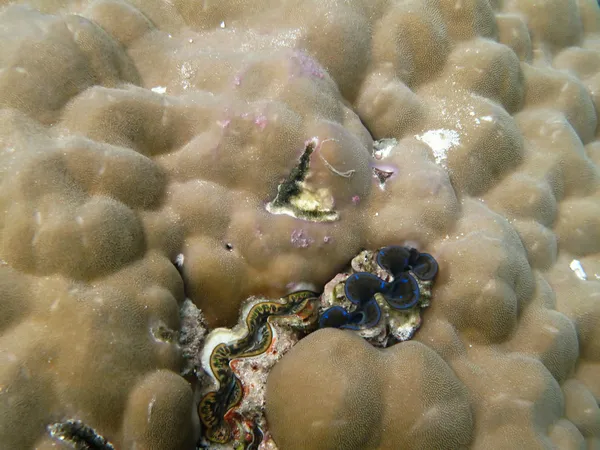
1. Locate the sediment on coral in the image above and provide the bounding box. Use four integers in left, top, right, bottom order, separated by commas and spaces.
0, 0, 599, 449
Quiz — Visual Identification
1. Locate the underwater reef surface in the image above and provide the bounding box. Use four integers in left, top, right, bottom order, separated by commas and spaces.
0, 0, 599, 448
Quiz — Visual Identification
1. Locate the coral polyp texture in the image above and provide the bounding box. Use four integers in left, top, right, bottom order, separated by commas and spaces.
0, 0, 599, 449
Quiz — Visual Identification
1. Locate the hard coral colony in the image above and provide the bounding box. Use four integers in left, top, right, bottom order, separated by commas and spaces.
0, 1, 600, 450
198, 247, 438, 449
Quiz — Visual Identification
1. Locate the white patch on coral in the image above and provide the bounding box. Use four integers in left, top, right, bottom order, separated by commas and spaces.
151, 86, 167, 94
415, 129, 460, 167
285, 281, 318, 293
271, 28, 302, 49
175, 253, 184, 267
372, 138, 397, 160
569, 259, 587, 280
50, 298, 61, 311
147, 396, 156, 423
179, 62, 193, 90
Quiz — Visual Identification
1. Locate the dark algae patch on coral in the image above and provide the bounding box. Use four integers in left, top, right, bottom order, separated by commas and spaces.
266, 138, 340, 222
48, 420, 115, 450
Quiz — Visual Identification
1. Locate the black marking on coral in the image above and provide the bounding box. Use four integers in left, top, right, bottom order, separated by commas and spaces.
373, 167, 394, 186
47, 420, 115, 450
266, 140, 338, 221
270, 140, 315, 207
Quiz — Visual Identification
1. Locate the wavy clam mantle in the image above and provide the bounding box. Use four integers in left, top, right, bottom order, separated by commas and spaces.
197, 291, 320, 448
319, 246, 438, 345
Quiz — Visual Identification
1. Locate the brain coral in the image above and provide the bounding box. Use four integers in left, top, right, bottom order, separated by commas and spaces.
0, 0, 599, 449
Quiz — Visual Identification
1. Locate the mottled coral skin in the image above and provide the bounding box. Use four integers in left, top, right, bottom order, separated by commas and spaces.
0, 0, 599, 449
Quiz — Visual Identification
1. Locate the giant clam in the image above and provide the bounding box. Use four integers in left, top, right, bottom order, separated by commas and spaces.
319, 246, 438, 346
196, 246, 438, 448
198, 290, 319, 448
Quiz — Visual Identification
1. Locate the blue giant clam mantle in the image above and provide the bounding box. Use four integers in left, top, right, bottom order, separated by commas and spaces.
318, 246, 439, 346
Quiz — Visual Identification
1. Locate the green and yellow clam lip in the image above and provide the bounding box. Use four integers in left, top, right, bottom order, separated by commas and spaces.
198, 291, 319, 448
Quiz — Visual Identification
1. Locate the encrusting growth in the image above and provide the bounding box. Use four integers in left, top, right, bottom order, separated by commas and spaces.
266, 138, 340, 222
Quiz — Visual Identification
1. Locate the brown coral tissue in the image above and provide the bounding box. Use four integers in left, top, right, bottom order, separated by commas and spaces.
0, 0, 600, 449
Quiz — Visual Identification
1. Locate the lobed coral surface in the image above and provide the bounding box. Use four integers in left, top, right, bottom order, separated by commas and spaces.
0, 0, 599, 449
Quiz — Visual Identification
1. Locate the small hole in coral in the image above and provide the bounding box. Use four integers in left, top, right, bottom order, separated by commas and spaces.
151, 324, 176, 343
225, 243, 233, 251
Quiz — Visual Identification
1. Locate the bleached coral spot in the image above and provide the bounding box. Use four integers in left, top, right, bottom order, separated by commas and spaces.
569, 259, 587, 280
372, 138, 397, 160
415, 128, 460, 167
175, 253, 185, 268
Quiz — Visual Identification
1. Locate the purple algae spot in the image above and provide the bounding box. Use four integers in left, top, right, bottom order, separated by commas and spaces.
291, 50, 325, 79
254, 115, 268, 130
291, 229, 313, 248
